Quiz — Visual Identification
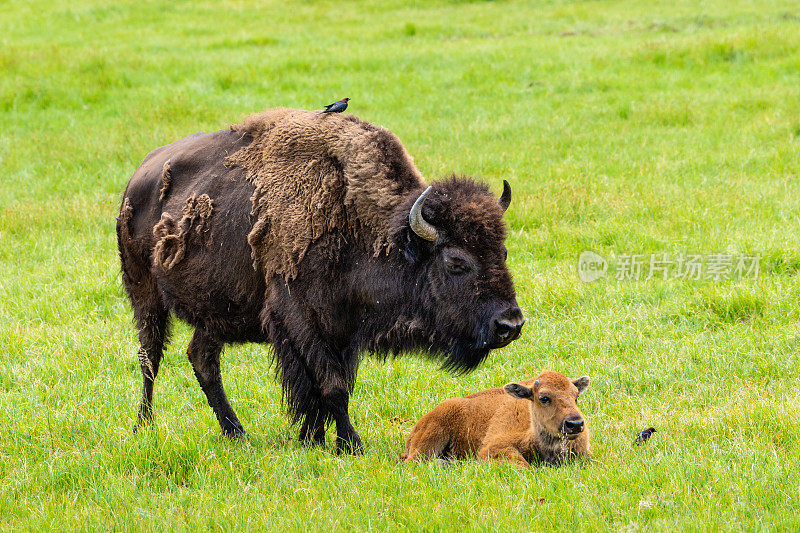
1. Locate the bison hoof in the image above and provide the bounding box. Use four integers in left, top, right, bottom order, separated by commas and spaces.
336, 433, 364, 455
222, 426, 247, 439
300, 433, 326, 447
133, 417, 152, 434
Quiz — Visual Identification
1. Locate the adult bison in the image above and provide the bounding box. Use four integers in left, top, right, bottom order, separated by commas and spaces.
117, 108, 524, 453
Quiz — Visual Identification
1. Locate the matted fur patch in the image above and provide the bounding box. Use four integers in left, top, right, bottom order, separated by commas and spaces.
153, 193, 214, 270
227, 108, 426, 281
158, 159, 172, 202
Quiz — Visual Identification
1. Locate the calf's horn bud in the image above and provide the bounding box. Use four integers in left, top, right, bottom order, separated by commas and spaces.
499, 179, 512, 212
409, 186, 438, 242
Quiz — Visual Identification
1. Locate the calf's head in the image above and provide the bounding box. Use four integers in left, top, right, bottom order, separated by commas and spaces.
504, 371, 590, 440
391, 176, 524, 371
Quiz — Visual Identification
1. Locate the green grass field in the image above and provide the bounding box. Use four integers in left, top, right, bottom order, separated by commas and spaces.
2, 0, 800, 530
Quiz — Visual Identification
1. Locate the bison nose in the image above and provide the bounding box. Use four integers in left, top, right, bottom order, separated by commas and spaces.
493, 308, 525, 345
563, 418, 585, 435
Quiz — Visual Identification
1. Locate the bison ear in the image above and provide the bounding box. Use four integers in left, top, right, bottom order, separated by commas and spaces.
573, 376, 590, 394
402, 229, 419, 263
499, 179, 511, 212
395, 223, 435, 265
504, 383, 533, 399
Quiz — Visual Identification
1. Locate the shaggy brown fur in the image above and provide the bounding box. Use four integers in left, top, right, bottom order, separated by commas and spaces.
158, 159, 172, 202
152, 193, 214, 270
118, 196, 134, 239
227, 108, 426, 281
401, 371, 591, 467
118, 110, 524, 452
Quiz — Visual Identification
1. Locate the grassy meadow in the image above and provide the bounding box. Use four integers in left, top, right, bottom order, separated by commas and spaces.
2, 0, 800, 530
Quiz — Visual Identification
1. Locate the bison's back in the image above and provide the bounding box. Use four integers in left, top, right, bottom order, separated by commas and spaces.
119, 128, 270, 342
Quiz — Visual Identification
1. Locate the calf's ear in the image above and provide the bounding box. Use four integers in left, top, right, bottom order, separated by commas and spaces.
504, 383, 533, 399
573, 376, 590, 394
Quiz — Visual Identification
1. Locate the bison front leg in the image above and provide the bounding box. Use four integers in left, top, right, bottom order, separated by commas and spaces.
296, 390, 361, 454
268, 301, 363, 454
187, 329, 246, 438
298, 407, 327, 446
311, 345, 363, 455
276, 341, 363, 453
478, 443, 531, 468
324, 385, 363, 455
294, 363, 362, 454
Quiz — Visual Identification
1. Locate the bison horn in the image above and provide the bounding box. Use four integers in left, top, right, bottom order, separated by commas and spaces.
499, 179, 512, 212
409, 186, 439, 242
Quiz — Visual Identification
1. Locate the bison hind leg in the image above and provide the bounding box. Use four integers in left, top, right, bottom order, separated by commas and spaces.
132, 302, 170, 432
186, 329, 246, 438
401, 421, 452, 462
119, 202, 171, 432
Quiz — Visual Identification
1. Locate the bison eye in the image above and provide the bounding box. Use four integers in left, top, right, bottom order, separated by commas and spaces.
443, 250, 472, 275
539, 395, 551, 405
503, 247, 508, 261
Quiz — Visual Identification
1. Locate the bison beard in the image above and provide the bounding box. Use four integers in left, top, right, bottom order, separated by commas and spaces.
118, 109, 523, 453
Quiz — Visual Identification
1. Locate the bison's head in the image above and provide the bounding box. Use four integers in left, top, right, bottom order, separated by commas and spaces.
390, 176, 524, 371
504, 372, 590, 441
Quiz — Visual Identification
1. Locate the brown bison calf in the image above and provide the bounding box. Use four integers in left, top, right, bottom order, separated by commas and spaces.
401, 371, 591, 467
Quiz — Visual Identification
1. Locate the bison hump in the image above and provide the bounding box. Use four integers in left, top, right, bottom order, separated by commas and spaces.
227, 108, 426, 281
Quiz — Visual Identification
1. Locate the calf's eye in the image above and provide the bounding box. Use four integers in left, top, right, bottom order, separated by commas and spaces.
539, 395, 551, 405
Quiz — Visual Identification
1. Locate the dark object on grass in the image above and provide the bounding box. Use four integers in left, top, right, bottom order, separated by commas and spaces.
316, 97, 350, 115
117, 108, 523, 454
633, 427, 656, 445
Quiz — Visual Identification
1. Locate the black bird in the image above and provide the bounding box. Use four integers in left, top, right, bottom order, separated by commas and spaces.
633, 427, 656, 445
316, 97, 350, 116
